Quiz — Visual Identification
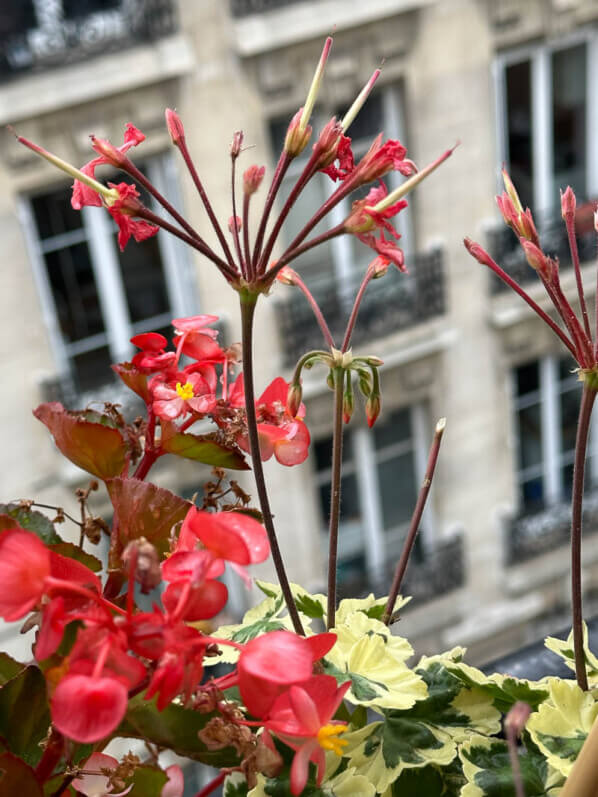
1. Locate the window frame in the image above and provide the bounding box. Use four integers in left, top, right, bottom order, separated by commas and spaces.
493, 28, 598, 212
18, 151, 197, 392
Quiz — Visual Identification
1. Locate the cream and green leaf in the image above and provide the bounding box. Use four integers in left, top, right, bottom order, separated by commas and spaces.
545, 622, 598, 684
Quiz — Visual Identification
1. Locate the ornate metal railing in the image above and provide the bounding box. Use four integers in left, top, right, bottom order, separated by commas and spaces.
487, 201, 597, 294
0, 0, 177, 81
275, 247, 446, 366
230, 0, 306, 17
337, 534, 465, 606
505, 486, 598, 564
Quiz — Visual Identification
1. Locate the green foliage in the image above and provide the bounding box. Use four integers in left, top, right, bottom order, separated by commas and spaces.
0, 503, 62, 544
127, 765, 168, 796
0, 667, 50, 767
160, 422, 249, 469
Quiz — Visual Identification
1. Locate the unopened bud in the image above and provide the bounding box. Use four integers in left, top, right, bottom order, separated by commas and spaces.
228, 215, 242, 234
561, 185, 576, 220
123, 537, 161, 594
326, 370, 335, 390
365, 356, 384, 367
90, 135, 127, 168
243, 165, 265, 195
464, 237, 494, 268
366, 393, 381, 428
504, 701, 531, 738
358, 370, 373, 396
520, 239, 551, 280
165, 108, 185, 146
343, 389, 354, 424
284, 109, 312, 157
276, 266, 297, 286
230, 131, 244, 159
502, 169, 523, 214
287, 382, 303, 417
313, 117, 343, 168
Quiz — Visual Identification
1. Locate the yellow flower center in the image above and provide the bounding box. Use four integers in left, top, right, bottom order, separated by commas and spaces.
176, 381, 194, 400
316, 723, 348, 755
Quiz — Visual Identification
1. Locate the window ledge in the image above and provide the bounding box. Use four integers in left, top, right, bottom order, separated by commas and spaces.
232, 0, 434, 56
0, 33, 195, 125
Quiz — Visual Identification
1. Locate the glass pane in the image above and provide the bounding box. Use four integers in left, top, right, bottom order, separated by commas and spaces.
44, 243, 104, 342
516, 361, 539, 397
318, 473, 361, 527
517, 404, 542, 470
377, 451, 417, 530
337, 551, 368, 595
313, 435, 353, 473
373, 407, 411, 450
558, 357, 577, 383
337, 92, 384, 145
560, 387, 579, 455
31, 186, 84, 240
72, 346, 113, 393
521, 476, 544, 510
116, 233, 169, 323
63, 0, 121, 18
552, 44, 586, 198
506, 60, 533, 210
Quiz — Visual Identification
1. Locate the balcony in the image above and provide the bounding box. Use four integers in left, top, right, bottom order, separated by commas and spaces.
275, 247, 446, 366
230, 0, 304, 16
487, 201, 597, 294
505, 486, 598, 565
0, 0, 177, 81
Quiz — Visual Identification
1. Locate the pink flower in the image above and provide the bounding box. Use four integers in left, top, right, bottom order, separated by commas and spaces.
0, 528, 50, 621
72, 753, 132, 797
105, 182, 160, 251
350, 133, 416, 185
71, 123, 145, 210
131, 332, 176, 374
172, 315, 223, 363
151, 370, 216, 420
345, 182, 407, 271
51, 674, 129, 743
266, 675, 350, 795
162, 765, 184, 797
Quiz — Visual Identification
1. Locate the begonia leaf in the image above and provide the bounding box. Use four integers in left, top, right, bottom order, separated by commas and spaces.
0, 654, 24, 686
459, 734, 564, 796
48, 541, 102, 572
0, 503, 62, 544
127, 764, 168, 796
106, 477, 191, 558
526, 679, 598, 777
225, 772, 250, 796
160, 424, 249, 470
0, 666, 50, 766
117, 695, 238, 767
34, 402, 128, 479
385, 760, 465, 797
0, 752, 43, 796
112, 362, 150, 402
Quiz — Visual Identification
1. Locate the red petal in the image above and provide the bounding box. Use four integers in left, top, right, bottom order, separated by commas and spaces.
0, 529, 50, 621
52, 675, 128, 742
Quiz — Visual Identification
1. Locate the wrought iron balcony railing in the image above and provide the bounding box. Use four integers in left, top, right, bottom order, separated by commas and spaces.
337, 533, 465, 606
0, 0, 177, 81
275, 246, 446, 366
487, 200, 597, 294
505, 486, 598, 565
230, 0, 306, 17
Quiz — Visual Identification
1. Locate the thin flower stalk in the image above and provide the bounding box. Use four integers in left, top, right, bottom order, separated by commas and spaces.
341, 264, 377, 352
278, 269, 335, 349
382, 417, 446, 624
327, 366, 345, 630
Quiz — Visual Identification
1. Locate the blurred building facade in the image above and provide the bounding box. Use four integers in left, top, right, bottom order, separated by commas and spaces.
1, 0, 598, 678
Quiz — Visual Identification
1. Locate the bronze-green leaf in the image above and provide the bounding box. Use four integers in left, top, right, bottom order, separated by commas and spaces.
34, 403, 128, 480
161, 424, 249, 470
0, 752, 43, 796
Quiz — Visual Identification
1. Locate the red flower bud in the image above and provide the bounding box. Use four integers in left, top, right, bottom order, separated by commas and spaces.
228, 215, 242, 233
284, 109, 312, 157
230, 131, 244, 159
520, 239, 552, 281
90, 135, 128, 168
243, 165, 266, 195
366, 393, 381, 428
165, 108, 185, 146
561, 185, 576, 220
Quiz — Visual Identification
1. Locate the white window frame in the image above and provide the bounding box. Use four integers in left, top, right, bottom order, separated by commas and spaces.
313, 403, 432, 588
512, 355, 584, 510
18, 152, 197, 388
493, 28, 598, 211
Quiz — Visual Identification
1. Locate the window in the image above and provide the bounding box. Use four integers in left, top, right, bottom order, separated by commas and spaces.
20, 154, 196, 395
312, 405, 431, 595
495, 33, 598, 212
268, 84, 412, 302
513, 356, 583, 513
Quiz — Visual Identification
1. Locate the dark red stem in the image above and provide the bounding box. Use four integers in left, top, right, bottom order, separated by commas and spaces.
327, 367, 345, 630
284, 272, 335, 349
342, 267, 375, 352
564, 212, 592, 342
194, 771, 226, 797
252, 150, 292, 272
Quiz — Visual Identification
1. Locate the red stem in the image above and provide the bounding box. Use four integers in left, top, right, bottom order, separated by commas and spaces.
265, 224, 345, 286
564, 212, 592, 342
382, 418, 446, 624
194, 771, 226, 797
326, 367, 345, 630
243, 193, 253, 281
341, 267, 375, 352
231, 157, 246, 278
285, 272, 335, 349
252, 150, 292, 272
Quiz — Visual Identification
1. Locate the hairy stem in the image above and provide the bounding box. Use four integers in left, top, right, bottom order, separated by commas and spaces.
571, 382, 596, 691
564, 212, 592, 342
284, 272, 335, 349
383, 418, 446, 624
327, 367, 345, 629
240, 297, 304, 635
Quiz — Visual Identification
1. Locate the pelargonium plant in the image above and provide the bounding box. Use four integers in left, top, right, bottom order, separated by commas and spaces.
1, 35, 598, 797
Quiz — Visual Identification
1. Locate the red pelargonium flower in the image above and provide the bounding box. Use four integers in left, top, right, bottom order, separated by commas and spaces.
265, 675, 351, 795
345, 182, 407, 271
71, 122, 145, 210
350, 133, 416, 185
236, 630, 336, 718
106, 182, 160, 251
233, 376, 311, 465
0, 527, 50, 621
150, 370, 216, 420
72, 752, 132, 797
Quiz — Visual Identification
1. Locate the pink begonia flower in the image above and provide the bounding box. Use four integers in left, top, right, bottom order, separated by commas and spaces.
236, 630, 336, 718
162, 765, 184, 797
131, 332, 176, 373
151, 370, 216, 420
71, 122, 145, 210
266, 675, 350, 795
0, 528, 50, 621
172, 315, 222, 363
51, 674, 129, 743
72, 752, 132, 797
